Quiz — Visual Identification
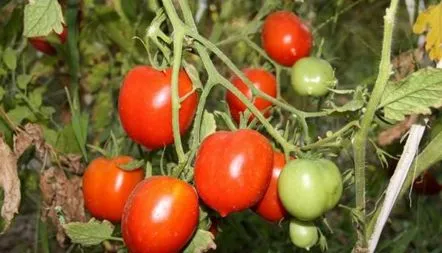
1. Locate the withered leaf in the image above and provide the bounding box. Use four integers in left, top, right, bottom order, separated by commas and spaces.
0, 137, 21, 233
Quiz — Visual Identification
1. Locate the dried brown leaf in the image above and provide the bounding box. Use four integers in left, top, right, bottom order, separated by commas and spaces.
13, 123, 46, 159
377, 115, 418, 146
59, 154, 84, 174
392, 48, 424, 81
40, 167, 86, 246
0, 137, 20, 233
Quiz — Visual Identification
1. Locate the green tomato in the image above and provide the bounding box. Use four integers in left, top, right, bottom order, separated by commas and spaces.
278, 159, 328, 221
290, 57, 336, 97
289, 218, 318, 250
316, 159, 343, 210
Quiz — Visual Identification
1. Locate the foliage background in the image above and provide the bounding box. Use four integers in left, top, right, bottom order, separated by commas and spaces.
0, 0, 441, 252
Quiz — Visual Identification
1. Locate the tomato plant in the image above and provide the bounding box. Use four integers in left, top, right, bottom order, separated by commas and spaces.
226, 68, 277, 123
122, 176, 199, 253
253, 151, 289, 222
118, 66, 198, 150
82, 156, 144, 223
194, 129, 273, 217
261, 11, 313, 67
278, 158, 343, 221
289, 219, 318, 250
290, 57, 336, 97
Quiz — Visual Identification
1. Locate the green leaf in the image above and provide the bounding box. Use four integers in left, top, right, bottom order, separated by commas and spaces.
379, 68, 442, 121
63, 219, 115, 246
40, 106, 56, 118
182, 229, 216, 253
17, 74, 32, 90
2, 48, 17, 71
118, 159, 144, 171
200, 111, 216, 141
0, 87, 5, 101
23, 0, 64, 37
7, 106, 33, 125
0, 68, 7, 77
42, 126, 57, 147
56, 124, 82, 154
197, 207, 210, 230
326, 87, 366, 113
29, 87, 45, 108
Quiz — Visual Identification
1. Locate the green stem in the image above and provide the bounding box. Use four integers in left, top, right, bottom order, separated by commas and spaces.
302, 120, 359, 150
352, 0, 399, 247
170, 31, 186, 164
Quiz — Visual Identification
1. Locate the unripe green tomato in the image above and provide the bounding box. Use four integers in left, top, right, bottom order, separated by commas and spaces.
290, 57, 336, 97
278, 159, 328, 221
316, 159, 343, 211
289, 218, 318, 250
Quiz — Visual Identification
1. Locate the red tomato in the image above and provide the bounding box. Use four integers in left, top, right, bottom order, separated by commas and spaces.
262, 11, 312, 66
28, 25, 68, 55
413, 171, 441, 195
194, 129, 273, 217
82, 156, 144, 223
122, 176, 199, 253
253, 151, 289, 222
226, 68, 277, 123
118, 66, 198, 150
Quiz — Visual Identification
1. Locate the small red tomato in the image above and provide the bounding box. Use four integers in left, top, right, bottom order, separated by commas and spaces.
122, 176, 199, 253
118, 66, 198, 150
262, 11, 312, 66
82, 156, 144, 223
253, 151, 289, 222
28, 26, 68, 55
413, 171, 441, 195
226, 68, 277, 123
194, 129, 273, 217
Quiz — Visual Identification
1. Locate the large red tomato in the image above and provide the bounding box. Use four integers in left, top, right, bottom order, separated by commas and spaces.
253, 151, 289, 222
82, 156, 144, 223
122, 176, 199, 253
118, 66, 198, 150
28, 25, 68, 55
262, 11, 312, 66
194, 129, 273, 217
226, 68, 277, 123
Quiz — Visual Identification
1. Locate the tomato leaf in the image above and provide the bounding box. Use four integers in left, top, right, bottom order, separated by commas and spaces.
23, 0, 64, 37
2, 48, 17, 71
7, 106, 34, 125
63, 218, 115, 246
412, 2, 442, 60
183, 229, 216, 253
200, 110, 216, 141
17, 74, 32, 90
378, 68, 442, 121
326, 87, 366, 113
118, 159, 144, 171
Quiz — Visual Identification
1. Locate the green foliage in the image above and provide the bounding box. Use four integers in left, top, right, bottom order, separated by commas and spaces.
63, 219, 116, 246
23, 0, 64, 37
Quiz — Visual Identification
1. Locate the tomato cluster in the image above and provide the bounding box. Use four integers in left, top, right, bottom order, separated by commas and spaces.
79, 9, 345, 253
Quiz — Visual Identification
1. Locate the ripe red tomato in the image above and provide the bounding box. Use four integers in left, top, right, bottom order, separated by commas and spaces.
194, 129, 273, 217
82, 156, 144, 223
226, 68, 277, 123
118, 66, 198, 150
253, 151, 289, 222
122, 176, 199, 253
413, 171, 441, 195
28, 25, 68, 55
261, 11, 312, 66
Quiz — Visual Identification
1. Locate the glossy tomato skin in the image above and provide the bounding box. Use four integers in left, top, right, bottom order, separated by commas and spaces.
28, 26, 68, 55
194, 129, 273, 217
316, 159, 343, 210
118, 66, 198, 150
122, 176, 199, 253
226, 68, 277, 123
253, 151, 289, 222
291, 57, 336, 97
262, 11, 312, 66
82, 156, 144, 223
289, 219, 318, 250
278, 159, 327, 221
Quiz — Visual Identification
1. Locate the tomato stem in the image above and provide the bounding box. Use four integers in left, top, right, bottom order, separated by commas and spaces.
352, 0, 400, 248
